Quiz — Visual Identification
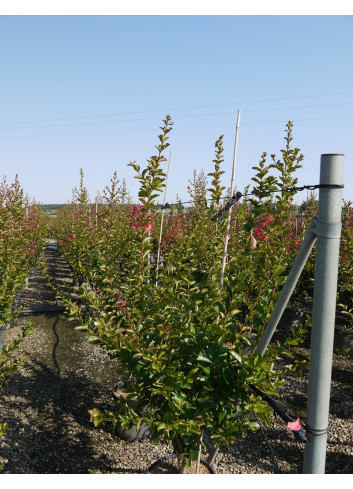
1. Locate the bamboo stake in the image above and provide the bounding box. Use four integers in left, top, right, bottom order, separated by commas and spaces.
196, 430, 203, 474
156, 149, 172, 284
207, 110, 241, 468
145, 228, 151, 284
95, 191, 98, 227
219, 110, 241, 289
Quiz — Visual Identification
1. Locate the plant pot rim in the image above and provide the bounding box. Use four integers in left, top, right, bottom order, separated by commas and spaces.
146, 454, 216, 474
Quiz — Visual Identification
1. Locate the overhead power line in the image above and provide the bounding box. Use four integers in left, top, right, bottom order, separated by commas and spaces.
0, 101, 353, 133
0, 113, 353, 140
0, 90, 353, 127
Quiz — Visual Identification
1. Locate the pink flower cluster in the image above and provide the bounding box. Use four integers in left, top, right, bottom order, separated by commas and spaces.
129, 205, 154, 233
116, 292, 129, 315
67, 233, 77, 243
286, 233, 301, 250
253, 215, 272, 242
159, 215, 189, 252
28, 239, 39, 256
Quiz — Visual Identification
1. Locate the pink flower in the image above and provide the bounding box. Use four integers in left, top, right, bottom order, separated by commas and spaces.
253, 215, 272, 242
134, 205, 144, 215
144, 222, 153, 231
168, 231, 173, 237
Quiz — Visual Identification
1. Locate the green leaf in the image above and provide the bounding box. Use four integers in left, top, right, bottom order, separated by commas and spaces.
213, 302, 223, 314
196, 355, 213, 364
201, 365, 211, 374
229, 350, 242, 363
75, 326, 89, 331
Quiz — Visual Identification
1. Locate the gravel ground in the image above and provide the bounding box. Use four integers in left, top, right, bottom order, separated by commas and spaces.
0, 243, 352, 474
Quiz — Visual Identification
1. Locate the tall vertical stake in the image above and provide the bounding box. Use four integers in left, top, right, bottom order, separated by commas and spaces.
95, 191, 98, 227
219, 110, 241, 289
207, 110, 241, 467
303, 154, 344, 474
156, 149, 172, 283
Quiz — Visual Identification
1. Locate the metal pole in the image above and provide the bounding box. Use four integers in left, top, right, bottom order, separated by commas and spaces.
303, 154, 344, 474
220, 110, 241, 289
255, 216, 318, 356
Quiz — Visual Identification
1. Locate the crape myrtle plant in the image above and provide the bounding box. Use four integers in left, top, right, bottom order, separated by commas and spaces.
334, 200, 353, 346
288, 192, 318, 303
284, 193, 353, 350
52, 168, 99, 285
0, 175, 44, 470
85, 118, 310, 472
0, 175, 48, 324
234, 122, 308, 351
52, 170, 133, 292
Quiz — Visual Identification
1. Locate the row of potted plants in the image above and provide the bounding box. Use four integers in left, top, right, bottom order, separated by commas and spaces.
0, 175, 49, 469
0, 174, 49, 325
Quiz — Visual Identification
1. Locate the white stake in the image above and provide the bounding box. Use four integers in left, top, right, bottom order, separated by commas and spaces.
208, 109, 241, 468
219, 110, 241, 289
156, 149, 172, 283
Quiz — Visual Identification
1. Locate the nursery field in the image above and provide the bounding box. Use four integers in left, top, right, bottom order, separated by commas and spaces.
0, 243, 352, 474
1, 118, 353, 474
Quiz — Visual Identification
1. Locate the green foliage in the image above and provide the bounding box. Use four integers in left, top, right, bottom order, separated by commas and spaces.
49, 119, 352, 471
208, 135, 226, 212
0, 324, 33, 389
0, 175, 47, 470
0, 175, 48, 323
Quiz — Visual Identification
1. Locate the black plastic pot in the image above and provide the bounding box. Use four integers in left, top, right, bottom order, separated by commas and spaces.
112, 384, 151, 442
73, 276, 85, 287
146, 454, 216, 474
114, 419, 151, 442
278, 307, 306, 330
0, 323, 10, 351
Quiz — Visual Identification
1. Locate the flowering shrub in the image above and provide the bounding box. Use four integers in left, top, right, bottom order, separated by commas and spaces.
48, 117, 353, 471
52, 170, 134, 291
0, 175, 46, 469
336, 200, 353, 342
253, 215, 272, 242
49, 118, 321, 472
0, 175, 48, 323
292, 195, 353, 344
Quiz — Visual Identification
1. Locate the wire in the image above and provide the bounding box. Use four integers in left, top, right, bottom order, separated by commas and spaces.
245, 101, 353, 113
1, 101, 353, 133
253, 413, 279, 474
1, 114, 353, 140
1, 90, 353, 126
160, 184, 344, 214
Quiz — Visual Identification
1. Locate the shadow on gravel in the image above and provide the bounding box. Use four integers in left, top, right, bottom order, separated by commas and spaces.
326, 450, 353, 474
0, 356, 129, 473
0, 312, 136, 474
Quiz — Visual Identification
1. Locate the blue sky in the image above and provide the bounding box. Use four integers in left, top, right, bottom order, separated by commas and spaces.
1, 10, 353, 205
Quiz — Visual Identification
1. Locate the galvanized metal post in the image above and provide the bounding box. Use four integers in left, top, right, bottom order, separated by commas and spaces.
303, 154, 344, 474
255, 216, 318, 356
